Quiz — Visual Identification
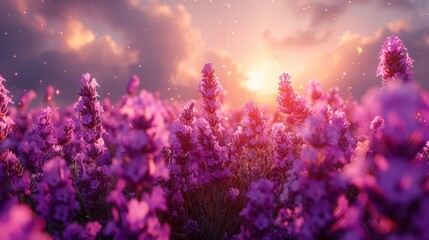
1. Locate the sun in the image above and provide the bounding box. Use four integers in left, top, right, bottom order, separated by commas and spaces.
241, 61, 280, 96
244, 71, 266, 92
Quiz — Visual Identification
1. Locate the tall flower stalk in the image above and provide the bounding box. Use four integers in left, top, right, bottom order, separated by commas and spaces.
376, 35, 413, 85
277, 73, 310, 125
199, 63, 224, 138
36, 157, 79, 231
75, 73, 106, 166
0, 76, 14, 142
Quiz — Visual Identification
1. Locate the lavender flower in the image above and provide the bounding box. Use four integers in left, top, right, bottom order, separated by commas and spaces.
183, 219, 200, 237
237, 179, 275, 239
194, 118, 231, 182
36, 157, 79, 226
18, 90, 36, 112
271, 123, 304, 184
57, 118, 75, 146
116, 88, 170, 187
240, 101, 268, 149
63, 221, 102, 240
228, 188, 240, 201
376, 35, 413, 84
0, 76, 14, 142
0, 151, 23, 207
105, 187, 170, 240
170, 100, 197, 166
229, 101, 269, 179
127, 75, 140, 96
75, 164, 112, 221
199, 63, 224, 138
75, 73, 106, 165
37, 107, 62, 160
167, 99, 198, 198
0, 150, 29, 202
303, 103, 340, 148
0, 201, 50, 240
306, 79, 324, 103
45, 85, 55, 104
277, 73, 310, 125
363, 81, 429, 158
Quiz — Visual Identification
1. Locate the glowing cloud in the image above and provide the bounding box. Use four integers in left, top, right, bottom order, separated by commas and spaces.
66, 20, 95, 51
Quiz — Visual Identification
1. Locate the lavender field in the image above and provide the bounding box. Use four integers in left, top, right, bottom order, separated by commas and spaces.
1, 35, 429, 240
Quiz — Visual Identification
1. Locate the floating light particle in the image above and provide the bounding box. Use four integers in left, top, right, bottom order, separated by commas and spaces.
227, 71, 232, 75
357, 46, 363, 55
56, 89, 60, 95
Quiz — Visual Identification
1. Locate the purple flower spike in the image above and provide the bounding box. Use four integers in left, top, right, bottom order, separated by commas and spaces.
57, 118, 75, 146
237, 179, 275, 239
277, 73, 310, 125
0, 201, 50, 240
0, 76, 14, 142
0, 150, 26, 206
199, 63, 224, 138
376, 35, 414, 84
169, 99, 197, 186
45, 85, 55, 103
37, 107, 61, 160
63, 221, 102, 240
36, 157, 79, 226
179, 99, 197, 126
194, 118, 231, 182
75, 73, 106, 164
18, 90, 36, 112
271, 123, 304, 177
127, 75, 140, 96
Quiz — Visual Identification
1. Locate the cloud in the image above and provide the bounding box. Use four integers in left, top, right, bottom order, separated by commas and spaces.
0, 0, 202, 105
300, 22, 429, 99
284, 0, 420, 27
65, 20, 95, 51
263, 29, 331, 49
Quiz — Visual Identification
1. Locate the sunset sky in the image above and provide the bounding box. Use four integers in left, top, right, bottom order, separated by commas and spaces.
1, 0, 429, 108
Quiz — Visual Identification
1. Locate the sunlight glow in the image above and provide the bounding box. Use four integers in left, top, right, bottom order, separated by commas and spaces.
242, 59, 282, 96
244, 71, 266, 92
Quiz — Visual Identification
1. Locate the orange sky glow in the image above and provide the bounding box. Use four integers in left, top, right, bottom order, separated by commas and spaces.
1, 0, 429, 108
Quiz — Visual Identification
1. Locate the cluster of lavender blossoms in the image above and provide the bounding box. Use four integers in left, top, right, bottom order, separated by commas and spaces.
0, 35, 428, 239
376, 35, 414, 85
0, 76, 14, 142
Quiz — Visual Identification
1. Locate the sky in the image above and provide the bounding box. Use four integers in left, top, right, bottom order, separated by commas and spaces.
1, 0, 429, 108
